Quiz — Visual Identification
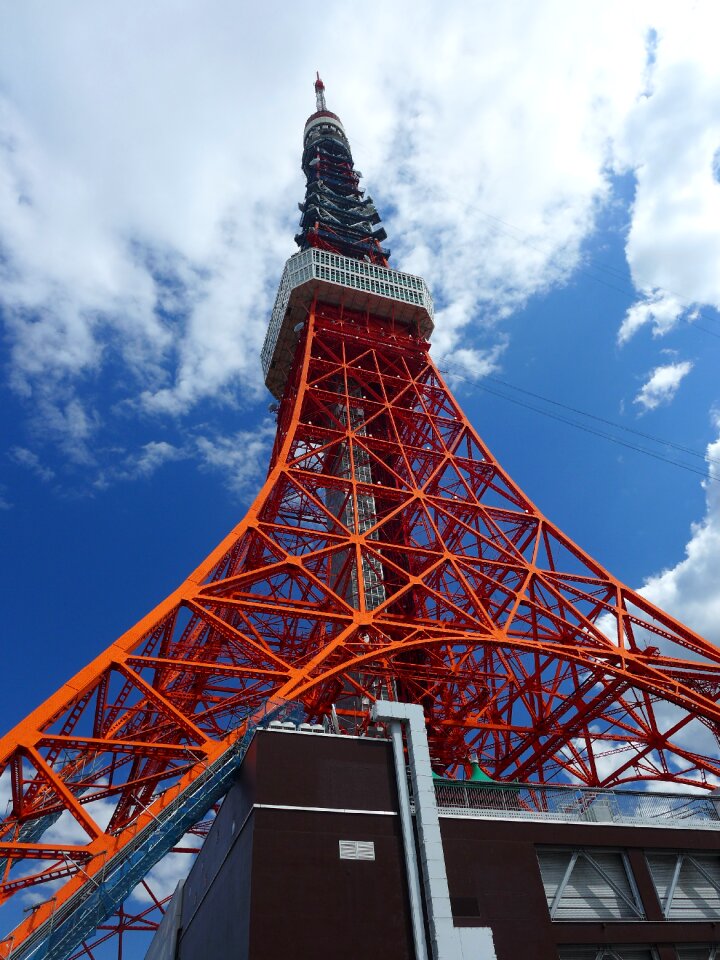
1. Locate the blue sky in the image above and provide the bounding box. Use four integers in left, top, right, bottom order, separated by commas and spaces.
2, 0, 720, 945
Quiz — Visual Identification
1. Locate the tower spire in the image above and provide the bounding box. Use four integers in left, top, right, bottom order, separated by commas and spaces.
296, 73, 389, 266
314, 71, 326, 112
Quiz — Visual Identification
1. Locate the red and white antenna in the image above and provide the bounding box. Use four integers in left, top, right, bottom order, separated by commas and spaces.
314, 71, 327, 112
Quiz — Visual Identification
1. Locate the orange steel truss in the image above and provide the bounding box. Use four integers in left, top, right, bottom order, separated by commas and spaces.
2, 296, 720, 957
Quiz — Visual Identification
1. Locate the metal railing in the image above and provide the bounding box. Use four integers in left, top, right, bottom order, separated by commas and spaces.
431, 780, 720, 830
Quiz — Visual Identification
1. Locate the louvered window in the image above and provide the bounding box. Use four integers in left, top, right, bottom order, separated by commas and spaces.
338, 840, 375, 861
675, 947, 719, 960
537, 848, 644, 920
558, 948, 657, 960
646, 852, 720, 920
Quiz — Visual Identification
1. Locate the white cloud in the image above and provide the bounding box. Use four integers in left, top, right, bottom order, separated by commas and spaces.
94, 440, 188, 488
0, 1, 656, 462
132, 848, 193, 905
92, 431, 273, 495
614, 5, 720, 338
9, 447, 55, 482
0, 1, 719, 492
633, 359, 693, 410
195, 423, 276, 497
366, 4, 654, 358
638, 426, 720, 646
0, 2, 296, 440
0, 767, 11, 814
618, 291, 692, 344
130, 441, 185, 478
436, 340, 507, 388
53, 428, 274, 496
629, 427, 720, 782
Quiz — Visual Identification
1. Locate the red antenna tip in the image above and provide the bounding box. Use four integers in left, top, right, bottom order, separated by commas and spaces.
314, 73, 327, 111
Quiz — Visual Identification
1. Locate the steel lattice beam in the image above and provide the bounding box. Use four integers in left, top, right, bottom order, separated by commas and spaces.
2, 78, 720, 960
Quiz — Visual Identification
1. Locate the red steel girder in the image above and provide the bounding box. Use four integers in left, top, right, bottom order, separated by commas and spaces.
2, 300, 720, 958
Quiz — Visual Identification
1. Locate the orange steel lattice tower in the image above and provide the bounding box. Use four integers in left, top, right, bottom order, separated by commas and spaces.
2, 76, 720, 960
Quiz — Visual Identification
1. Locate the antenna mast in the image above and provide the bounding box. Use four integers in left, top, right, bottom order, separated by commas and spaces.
314, 71, 327, 112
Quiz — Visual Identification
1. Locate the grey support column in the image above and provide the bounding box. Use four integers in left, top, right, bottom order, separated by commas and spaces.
386, 719, 429, 960
372, 700, 495, 960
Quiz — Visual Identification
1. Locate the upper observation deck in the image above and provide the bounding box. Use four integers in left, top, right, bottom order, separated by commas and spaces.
261, 247, 434, 398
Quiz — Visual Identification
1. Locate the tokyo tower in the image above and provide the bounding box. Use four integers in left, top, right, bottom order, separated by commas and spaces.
2, 74, 720, 960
